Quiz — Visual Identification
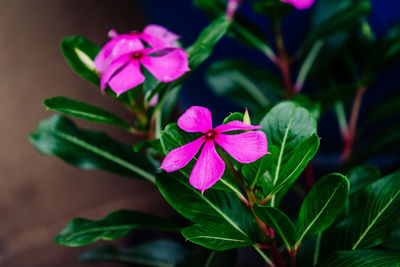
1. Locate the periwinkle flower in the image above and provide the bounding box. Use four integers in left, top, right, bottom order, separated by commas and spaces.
161, 106, 269, 192
281, 0, 314, 9
95, 25, 189, 96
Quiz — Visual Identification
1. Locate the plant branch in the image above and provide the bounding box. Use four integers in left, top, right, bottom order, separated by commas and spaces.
275, 26, 294, 98
254, 246, 276, 267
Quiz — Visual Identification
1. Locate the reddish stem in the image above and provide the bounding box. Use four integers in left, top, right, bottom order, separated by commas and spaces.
289, 250, 297, 267
304, 163, 315, 191
275, 26, 294, 98
340, 86, 366, 163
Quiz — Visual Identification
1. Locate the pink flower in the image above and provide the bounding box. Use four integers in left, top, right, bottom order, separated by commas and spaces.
95, 25, 189, 96
161, 106, 269, 192
281, 0, 314, 9
226, 0, 243, 21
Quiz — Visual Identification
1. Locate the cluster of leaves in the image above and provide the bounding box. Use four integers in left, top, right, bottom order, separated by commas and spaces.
29, 0, 400, 266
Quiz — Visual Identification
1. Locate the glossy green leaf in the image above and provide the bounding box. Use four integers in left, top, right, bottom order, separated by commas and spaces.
44, 96, 131, 130
61, 36, 100, 85
29, 115, 156, 182
182, 223, 254, 250
55, 210, 177, 247
347, 165, 381, 195
297, 173, 349, 246
241, 146, 278, 190
258, 102, 317, 204
347, 170, 400, 249
272, 134, 320, 203
79, 240, 187, 266
186, 17, 231, 69
222, 112, 244, 125
178, 247, 237, 267
316, 249, 400, 267
156, 172, 262, 249
254, 206, 297, 250
206, 60, 283, 110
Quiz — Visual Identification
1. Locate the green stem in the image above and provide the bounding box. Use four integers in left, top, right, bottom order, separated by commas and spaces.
294, 40, 324, 93
313, 233, 322, 266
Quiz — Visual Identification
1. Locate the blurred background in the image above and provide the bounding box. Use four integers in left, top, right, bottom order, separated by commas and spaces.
1, 0, 400, 266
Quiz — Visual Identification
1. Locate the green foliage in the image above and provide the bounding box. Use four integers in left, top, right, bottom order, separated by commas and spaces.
55, 210, 178, 247
156, 172, 263, 250
79, 240, 188, 265
29, 115, 156, 182
297, 174, 349, 245
178, 247, 237, 267
317, 249, 400, 267
61, 36, 100, 85
44, 96, 131, 130
206, 60, 283, 110
254, 206, 297, 251
259, 102, 318, 204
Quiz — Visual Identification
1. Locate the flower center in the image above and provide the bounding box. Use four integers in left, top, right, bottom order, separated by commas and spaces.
205, 130, 216, 140
131, 52, 144, 59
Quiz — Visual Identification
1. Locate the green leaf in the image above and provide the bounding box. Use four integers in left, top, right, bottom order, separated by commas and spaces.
222, 112, 244, 125
347, 165, 381, 195
254, 206, 297, 250
61, 36, 100, 85
346, 170, 400, 249
297, 173, 349, 246
44, 96, 131, 130
316, 249, 400, 267
300, 0, 371, 57
186, 17, 231, 69
55, 210, 177, 247
79, 240, 187, 266
178, 247, 237, 267
383, 218, 400, 250
273, 134, 320, 203
253, 0, 293, 22
206, 60, 283, 110
156, 172, 262, 249
182, 223, 254, 250
242, 147, 278, 190
29, 115, 156, 182
258, 102, 317, 204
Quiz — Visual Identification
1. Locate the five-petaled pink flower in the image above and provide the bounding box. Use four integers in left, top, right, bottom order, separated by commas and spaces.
95, 25, 190, 96
281, 0, 314, 9
161, 106, 269, 192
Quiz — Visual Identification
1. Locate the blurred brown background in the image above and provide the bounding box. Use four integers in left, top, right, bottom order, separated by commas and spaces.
0, 1, 172, 266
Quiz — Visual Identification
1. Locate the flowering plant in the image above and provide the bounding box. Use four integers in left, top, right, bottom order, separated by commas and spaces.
30, 0, 400, 266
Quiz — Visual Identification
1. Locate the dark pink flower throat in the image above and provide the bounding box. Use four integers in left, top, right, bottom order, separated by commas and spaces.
205, 130, 217, 140
131, 52, 144, 60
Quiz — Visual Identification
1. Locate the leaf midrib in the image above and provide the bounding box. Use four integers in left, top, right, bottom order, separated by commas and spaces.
297, 182, 343, 245
54, 107, 124, 125
52, 129, 155, 183
352, 190, 400, 249
271, 111, 296, 206
63, 225, 135, 241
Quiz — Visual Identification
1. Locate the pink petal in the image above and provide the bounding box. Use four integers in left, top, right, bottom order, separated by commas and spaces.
108, 60, 145, 95
177, 106, 213, 133
280, 0, 314, 9
189, 140, 225, 192
140, 48, 189, 82
95, 33, 144, 73
141, 24, 180, 48
215, 131, 269, 163
214, 120, 262, 133
100, 54, 131, 92
161, 136, 206, 172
